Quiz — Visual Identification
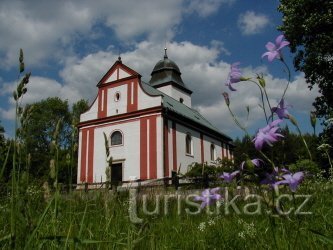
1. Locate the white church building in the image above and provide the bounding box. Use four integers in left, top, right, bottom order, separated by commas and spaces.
77, 50, 234, 184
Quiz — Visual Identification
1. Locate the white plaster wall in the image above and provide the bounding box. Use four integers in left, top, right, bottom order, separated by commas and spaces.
175, 123, 201, 174
203, 135, 222, 164
105, 71, 117, 82
156, 116, 163, 178
92, 120, 140, 182
138, 84, 162, 110
77, 130, 83, 184
157, 85, 191, 107
80, 97, 99, 122
118, 68, 130, 79
167, 120, 173, 177
157, 85, 172, 97
107, 84, 128, 116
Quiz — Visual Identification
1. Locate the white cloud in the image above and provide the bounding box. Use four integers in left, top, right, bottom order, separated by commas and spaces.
0, 34, 319, 140
0, 76, 81, 120
0, 0, 229, 69
57, 41, 318, 138
238, 11, 270, 35
185, 0, 235, 17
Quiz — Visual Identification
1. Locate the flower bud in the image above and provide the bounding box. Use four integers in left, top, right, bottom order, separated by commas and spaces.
256, 74, 266, 88
222, 92, 230, 106
288, 114, 298, 127
310, 111, 316, 128
20, 62, 25, 73
13, 91, 18, 101
49, 159, 56, 179
19, 49, 24, 63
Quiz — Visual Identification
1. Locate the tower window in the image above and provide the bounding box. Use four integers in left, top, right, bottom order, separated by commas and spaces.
114, 92, 120, 102
111, 131, 123, 146
186, 134, 192, 155
210, 144, 216, 161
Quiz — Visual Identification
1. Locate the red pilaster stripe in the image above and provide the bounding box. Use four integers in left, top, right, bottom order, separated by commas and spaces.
127, 81, 138, 112
80, 129, 87, 182
97, 89, 102, 119
163, 119, 169, 177
97, 88, 107, 118
127, 82, 132, 113
133, 81, 138, 111
87, 128, 95, 183
172, 121, 177, 171
140, 117, 148, 179
103, 88, 107, 117
149, 116, 157, 179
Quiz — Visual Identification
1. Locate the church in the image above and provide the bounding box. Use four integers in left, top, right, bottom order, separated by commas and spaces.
77, 49, 234, 185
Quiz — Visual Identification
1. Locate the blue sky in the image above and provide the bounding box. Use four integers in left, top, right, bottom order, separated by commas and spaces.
0, 0, 321, 139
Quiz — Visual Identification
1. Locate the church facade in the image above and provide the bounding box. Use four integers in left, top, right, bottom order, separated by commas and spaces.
77, 50, 234, 184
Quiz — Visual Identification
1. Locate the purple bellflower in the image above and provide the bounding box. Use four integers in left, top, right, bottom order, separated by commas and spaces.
226, 62, 243, 91
275, 172, 304, 192
220, 170, 240, 183
262, 35, 290, 62
194, 187, 222, 208
253, 119, 284, 150
271, 99, 291, 119
261, 167, 290, 186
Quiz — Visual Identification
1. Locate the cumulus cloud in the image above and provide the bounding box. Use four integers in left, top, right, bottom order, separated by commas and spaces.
0, 39, 319, 140
238, 11, 270, 35
185, 0, 235, 17
0, 76, 81, 120
0, 0, 229, 68
195, 68, 319, 136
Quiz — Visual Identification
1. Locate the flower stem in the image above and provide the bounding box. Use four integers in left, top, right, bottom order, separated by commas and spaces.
293, 121, 312, 161
248, 80, 268, 124
280, 59, 291, 102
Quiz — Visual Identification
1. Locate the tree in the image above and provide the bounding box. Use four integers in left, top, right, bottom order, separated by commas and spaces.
20, 97, 72, 179
278, 0, 333, 153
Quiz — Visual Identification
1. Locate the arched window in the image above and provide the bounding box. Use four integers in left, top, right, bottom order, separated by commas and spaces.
210, 144, 216, 161
111, 131, 123, 146
186, 134, 192, 155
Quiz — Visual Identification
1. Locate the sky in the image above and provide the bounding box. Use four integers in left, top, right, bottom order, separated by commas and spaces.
0, 0, 321, 140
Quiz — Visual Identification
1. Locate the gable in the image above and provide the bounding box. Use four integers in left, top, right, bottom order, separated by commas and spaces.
97, 60, 140, 86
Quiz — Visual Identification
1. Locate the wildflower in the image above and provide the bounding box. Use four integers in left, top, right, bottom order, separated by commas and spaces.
262, 34, 290, 62
253, 119, 284, 150
261, 167, 290, 186
271, 99, 291, 119
275, 171, 304, 192
219, 170, 239, 183
225, 62, 249, 91
198, 222, 206, 231
208, 219, 216, 226
194, 187, 221, 208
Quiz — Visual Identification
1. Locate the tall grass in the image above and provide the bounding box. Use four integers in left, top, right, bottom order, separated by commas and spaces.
0, 181, 333, 249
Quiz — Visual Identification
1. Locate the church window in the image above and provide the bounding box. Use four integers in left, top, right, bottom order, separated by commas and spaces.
114, 92, 120, 102
186, 134, 192, 155
111, 131, 123, 146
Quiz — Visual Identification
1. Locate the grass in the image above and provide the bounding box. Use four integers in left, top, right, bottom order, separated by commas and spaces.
0, 180, 333, 249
